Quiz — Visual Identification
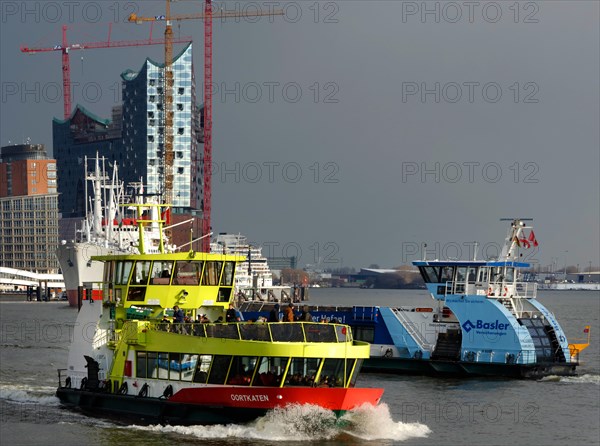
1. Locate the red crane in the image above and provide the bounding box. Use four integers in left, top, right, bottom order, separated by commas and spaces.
130, 2, 282, 252
21, 23, 192, 120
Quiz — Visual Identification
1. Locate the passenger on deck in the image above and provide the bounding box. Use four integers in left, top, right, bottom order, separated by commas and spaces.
299, 305, 312, 322
268, 304, 280, 322
284, 303, 296, 322
226, 303, 240, 322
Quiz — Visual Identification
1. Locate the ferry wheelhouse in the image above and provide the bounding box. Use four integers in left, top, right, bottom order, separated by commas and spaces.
241, 220, 588, 378
56, 212, 383, 425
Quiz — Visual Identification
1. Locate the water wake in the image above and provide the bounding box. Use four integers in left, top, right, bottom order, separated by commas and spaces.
0, 383, 60, 406
131, 403, 431, 442
538, 374, 600, 384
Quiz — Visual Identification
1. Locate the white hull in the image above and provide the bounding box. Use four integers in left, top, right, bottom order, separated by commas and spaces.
56, 242, 118, 307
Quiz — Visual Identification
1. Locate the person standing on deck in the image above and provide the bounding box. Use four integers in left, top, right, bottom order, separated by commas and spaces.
268, 304, 281, 322
284, 302, 296, 322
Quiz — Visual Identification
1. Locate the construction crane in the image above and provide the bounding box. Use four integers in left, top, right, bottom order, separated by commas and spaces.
21, 23, 192, 120
129, 1, 283, 252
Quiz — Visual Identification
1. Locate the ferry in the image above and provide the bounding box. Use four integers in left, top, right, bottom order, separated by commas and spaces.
55, 207, 383, 425
241, 219, 590, 379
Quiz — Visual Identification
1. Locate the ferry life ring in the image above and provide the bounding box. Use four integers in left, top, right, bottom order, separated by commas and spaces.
137, 383, 149, 398
117, 382, 128, 395
161, 384, 174, 399
487, 287, 493, 296
80, 377, 88, 390
64, 376, 72, 389
503, 287, 508, 296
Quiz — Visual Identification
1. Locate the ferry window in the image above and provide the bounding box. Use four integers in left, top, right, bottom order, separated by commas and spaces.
477, 267, 489, 283
218, 287, 232, 302
169, 353, 182, 380
505, 267, 515, 282
221, 261, 235, 286
132, 261, 152, 285
353, 326, 374, 343
456, 267, 467, 283
136, 351, 148, 378
127, 287, 146, 302
467, 267, 477, 283
286, 358, 320, 387
116, 261, 134, 285
147, 352, 158, 378
150, 261, 174, 285
203, 261, 223, 286
103, 261, 115, 283
348, 359, 362, 387
440, 266, 455, 283
318, 358, 345, 388
491, 267, 503, 283
169, 353, 197, 381
207, 355, 231, 384
420, 266, 440, 283
156, 352, 169, 379
227, 356, 258, 385
174, 261, 203, 285
253, 357, 288, 386
193, 355, 212, 383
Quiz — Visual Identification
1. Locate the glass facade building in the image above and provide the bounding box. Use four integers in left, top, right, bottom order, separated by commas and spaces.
120, 43, 202, 211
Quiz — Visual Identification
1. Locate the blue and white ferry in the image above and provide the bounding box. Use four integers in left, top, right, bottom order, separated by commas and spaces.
241, 220, 587, 378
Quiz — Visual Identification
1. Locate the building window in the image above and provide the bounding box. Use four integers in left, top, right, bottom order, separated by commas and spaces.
148, 135, 154, 142
178, 88, 184, 95
177, 103, 183, 111
148, 112, 154, 118
149, 95, 156, 103
177, 128, 184, 135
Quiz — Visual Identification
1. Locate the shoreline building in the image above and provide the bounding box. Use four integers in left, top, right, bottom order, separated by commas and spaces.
53, 43, 204, 248
0, 144, 60, 273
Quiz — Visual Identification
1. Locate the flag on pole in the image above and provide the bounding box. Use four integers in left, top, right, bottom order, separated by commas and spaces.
528, 230, 539, 247
583, 326, 590, 333
520, 239, 531, 249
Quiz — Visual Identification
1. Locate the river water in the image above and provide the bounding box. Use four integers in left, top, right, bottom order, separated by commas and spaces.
1, 289, 598, 445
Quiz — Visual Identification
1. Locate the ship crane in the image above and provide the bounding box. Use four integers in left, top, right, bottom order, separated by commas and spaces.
20, 23, 192, 120
129, 1, 283, 251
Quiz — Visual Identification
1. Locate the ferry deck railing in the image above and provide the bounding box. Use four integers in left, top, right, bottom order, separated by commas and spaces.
120, 321, 353, 344
446, 280, 537, 299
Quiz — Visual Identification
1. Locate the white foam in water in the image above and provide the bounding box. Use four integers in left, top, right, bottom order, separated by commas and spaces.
131, 403, 431, 442
0, 383, 60, 406
559, 374, 600, 385
538, 374, 600, 385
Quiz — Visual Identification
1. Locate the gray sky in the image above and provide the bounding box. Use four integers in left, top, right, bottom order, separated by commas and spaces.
1, 1, 598, 271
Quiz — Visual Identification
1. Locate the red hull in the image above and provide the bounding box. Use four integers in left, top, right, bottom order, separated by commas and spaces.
169, 386, 384, 411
